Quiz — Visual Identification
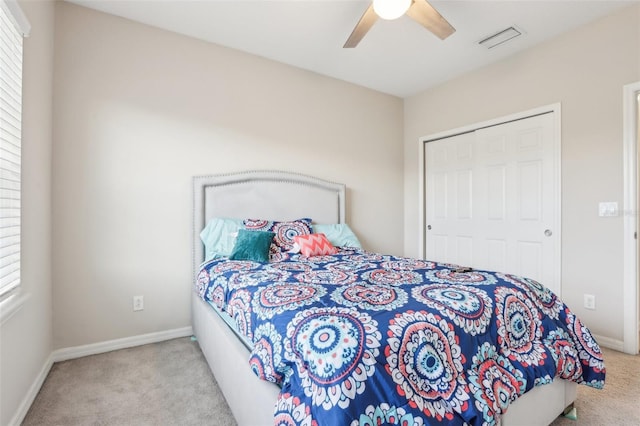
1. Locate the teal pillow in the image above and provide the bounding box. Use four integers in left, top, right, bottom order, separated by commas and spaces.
229, 229, 275, 262
311, 223, 362, 248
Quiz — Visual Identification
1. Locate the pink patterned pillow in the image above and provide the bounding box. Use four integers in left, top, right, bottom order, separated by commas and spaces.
293, 233, 338, 257
243, 218, 312, 253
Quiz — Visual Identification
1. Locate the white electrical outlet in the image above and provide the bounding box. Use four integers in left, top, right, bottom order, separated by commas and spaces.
584, 294, 596, 310
133, 295, 144, 311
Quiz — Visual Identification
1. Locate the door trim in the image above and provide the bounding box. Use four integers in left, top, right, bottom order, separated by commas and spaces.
622, 81, 639, 354
418, 103, 562, 292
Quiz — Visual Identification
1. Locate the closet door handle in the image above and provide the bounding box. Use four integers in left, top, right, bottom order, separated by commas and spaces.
544, 229, 552, 237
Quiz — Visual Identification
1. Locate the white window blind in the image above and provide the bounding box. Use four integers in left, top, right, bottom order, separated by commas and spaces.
0, 0, 29, 302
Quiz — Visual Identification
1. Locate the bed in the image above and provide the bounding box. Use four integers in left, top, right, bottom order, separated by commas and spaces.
191, 170, 604, 426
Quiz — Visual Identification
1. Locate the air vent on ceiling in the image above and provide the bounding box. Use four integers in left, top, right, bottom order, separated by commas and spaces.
478, 26, 522, 49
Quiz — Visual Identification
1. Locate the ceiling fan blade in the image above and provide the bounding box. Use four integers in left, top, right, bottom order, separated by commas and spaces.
406, 0, 455, 40
343, 4, 378, 48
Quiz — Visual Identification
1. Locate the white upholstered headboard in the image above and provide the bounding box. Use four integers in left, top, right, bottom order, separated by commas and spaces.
193, 170, 346, 279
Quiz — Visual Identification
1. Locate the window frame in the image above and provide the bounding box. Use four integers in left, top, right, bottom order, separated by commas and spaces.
0, 0, 30, 323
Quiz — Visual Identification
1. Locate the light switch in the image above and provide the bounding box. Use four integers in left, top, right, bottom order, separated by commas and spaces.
598, 202, 619, 217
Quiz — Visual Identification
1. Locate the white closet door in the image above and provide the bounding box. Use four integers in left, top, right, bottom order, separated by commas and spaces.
425, 113, 559, 294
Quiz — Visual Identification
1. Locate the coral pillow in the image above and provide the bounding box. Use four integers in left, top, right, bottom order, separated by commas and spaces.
293, 233, 338, 257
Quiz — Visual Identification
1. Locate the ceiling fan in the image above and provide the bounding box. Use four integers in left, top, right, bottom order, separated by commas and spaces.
344, 0, 456, 48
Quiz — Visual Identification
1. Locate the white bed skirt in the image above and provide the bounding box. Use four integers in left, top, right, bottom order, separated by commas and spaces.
192, 292, 577, 426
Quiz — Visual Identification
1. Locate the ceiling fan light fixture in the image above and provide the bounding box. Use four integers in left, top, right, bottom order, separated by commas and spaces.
373, 0, 411, 20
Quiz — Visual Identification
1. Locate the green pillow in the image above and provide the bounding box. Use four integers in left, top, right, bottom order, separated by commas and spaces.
229, 229, 275, 262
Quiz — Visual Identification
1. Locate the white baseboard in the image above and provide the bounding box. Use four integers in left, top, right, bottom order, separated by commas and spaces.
8, 353, 53, 426
593, 333, 625, 353
52, 326, 194, 362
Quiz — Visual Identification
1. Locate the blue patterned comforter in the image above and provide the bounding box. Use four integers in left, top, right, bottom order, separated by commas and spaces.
196, 248, 605, 426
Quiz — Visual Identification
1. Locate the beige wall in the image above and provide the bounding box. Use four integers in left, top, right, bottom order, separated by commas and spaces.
52, 2, 404, 349
404, 4, 640, 343
0, 1, 54, 425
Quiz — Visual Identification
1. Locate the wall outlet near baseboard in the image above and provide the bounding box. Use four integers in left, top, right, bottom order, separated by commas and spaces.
583, 294, 596, 310
133, 295, 144, 311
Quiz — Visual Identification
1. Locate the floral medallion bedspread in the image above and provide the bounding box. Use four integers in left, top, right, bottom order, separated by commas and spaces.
195, 248, 605, 426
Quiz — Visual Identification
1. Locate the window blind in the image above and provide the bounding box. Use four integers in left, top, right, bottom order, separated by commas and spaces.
0, 0, 27, 301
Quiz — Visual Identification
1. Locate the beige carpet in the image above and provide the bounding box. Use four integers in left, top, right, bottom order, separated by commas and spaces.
549, 347, 640, 426
22, 337, 237, 426
23, 338, 639, 425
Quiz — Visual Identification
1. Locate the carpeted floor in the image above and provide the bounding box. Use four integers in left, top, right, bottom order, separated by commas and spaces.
549, 347, 640, 426
22, 338, 639, 425
22, 337, 237, 426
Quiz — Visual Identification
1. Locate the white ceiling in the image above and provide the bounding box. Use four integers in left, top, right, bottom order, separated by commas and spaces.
66, 0, 638, 98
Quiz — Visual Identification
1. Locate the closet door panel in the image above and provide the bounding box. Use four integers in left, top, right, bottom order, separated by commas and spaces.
424, 113, 558, 294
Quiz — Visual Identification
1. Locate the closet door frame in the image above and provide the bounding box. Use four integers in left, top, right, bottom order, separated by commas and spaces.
622, 81, 639, 355
418, 103, 561, 290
